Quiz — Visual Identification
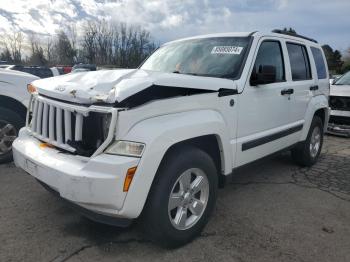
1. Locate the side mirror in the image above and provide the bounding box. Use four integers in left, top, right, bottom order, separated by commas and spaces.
250, 65, 277, 86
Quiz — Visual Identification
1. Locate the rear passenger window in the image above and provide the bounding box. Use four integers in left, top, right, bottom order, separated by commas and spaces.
253, 41, 285, 82
311, 47, 327, 79
287, 43, 311, 81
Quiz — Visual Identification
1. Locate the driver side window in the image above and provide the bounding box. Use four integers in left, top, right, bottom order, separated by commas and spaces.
253, 41, 285, 83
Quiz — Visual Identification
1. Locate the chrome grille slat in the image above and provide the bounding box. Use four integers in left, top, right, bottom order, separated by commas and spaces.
75, 113, 83, 141
64, 110, 72, 142
31, 99, 39, 133
36, 102, 43, 135
56, 107, 63, 144
49, 105, 55, 141
42, 103, 49, 137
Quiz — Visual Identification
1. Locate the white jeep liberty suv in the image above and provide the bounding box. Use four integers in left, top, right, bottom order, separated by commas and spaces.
13, 30, 330, 247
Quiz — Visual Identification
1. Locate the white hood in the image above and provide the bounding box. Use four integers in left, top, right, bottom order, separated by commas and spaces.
32, 69, 235, 104
330, 84, 350, 97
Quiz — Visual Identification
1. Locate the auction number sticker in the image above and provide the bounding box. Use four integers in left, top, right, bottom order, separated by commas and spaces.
211, 46, 243, 55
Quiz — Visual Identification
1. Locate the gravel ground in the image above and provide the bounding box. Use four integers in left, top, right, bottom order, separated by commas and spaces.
0, 135, 349, 262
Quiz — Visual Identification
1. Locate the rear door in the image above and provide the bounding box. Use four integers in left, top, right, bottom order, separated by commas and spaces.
285, 42, 313, 124
310, 46, 329, 96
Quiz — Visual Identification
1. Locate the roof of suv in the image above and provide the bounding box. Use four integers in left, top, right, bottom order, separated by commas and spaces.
164, 31, 319, 46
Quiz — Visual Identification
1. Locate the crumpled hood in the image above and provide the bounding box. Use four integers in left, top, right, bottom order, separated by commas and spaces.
330, 85, 350, 97
32, 69, 235, 104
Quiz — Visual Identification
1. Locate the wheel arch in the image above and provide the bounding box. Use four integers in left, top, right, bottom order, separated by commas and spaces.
157, 134, 226, 188
0, 95, 27, 120
300, 95, 330, 141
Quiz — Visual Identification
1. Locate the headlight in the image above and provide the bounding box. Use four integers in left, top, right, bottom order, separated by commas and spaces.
105, 141, 145, 157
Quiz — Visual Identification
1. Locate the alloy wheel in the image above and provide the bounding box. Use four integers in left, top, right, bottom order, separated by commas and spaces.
168, 168, 209, 230
309, 126, 321, 158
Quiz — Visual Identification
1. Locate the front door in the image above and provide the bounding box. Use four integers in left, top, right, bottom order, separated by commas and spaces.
235, 38, 292, 167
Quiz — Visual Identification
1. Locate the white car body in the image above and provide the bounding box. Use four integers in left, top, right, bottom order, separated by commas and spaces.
13, 32, 330, 227
0, 69, 39, 108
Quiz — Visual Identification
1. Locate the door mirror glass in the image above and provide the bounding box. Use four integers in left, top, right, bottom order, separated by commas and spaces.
250, 65, 277, 86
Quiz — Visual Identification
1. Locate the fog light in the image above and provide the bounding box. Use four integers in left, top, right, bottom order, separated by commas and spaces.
123, 166, 137, 192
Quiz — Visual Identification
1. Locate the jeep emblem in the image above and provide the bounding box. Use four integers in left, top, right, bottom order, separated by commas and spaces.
55, 86, 65, 92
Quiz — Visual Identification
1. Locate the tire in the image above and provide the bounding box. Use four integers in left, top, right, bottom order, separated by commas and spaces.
291, 116, 323, 167
141, 146, 218, 248
0, 107, 25, 164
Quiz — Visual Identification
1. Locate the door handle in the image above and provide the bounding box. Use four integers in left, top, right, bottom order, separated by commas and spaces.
310, 85, 319, 91
281, 88, 294, 95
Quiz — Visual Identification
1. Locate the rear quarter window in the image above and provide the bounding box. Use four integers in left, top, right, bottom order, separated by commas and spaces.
287, 43, 312, 81
311, 47, 327, 79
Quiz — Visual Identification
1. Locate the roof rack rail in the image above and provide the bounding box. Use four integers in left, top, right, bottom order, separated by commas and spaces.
271, 29, 318, 43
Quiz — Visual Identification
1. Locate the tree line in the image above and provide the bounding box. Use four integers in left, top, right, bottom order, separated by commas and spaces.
0, 21, 158, 68
1, 25, 349, 74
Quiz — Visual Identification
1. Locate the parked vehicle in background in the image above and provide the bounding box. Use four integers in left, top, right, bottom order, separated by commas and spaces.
72, 63, 96, 73
1, 64, 62, 78
55, 65, 72, 75
329, 74, 342, 84
328, 71, 350, 137
9, 65, 57, 78
0, 69, 39, 163
13, 31, 329, 247
0, 64, 15, 69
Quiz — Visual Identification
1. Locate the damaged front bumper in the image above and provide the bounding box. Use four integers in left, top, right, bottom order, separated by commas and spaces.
327, 123, 350, 137
327, 110, 350, 137
13, 128, 140, 220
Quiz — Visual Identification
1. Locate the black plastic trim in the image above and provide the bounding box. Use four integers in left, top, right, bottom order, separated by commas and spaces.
242, 124, 303, 151
218, 88, 238, 97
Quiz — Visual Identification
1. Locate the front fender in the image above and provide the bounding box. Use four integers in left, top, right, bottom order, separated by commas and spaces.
0, 82, 29, 107
117, 109, 232, 218
300, 95, 330, 141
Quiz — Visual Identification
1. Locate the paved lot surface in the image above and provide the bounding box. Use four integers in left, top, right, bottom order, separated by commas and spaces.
1, 135, 350, 262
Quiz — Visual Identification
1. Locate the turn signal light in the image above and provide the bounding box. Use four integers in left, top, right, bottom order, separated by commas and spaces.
39, 142, 55, 149
123, 166, 137, 192
27, 84, 37, 94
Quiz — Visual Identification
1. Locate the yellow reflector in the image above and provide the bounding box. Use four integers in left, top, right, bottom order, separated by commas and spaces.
123, 166, 137, 192
39, 142, 54, 149
27, 84, 37, 94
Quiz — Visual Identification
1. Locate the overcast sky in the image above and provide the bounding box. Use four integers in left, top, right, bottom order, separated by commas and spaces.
0, 0, 349, 53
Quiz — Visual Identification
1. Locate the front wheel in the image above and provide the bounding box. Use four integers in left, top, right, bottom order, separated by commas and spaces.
291, 116, 324, 167
142, 146, 218, 248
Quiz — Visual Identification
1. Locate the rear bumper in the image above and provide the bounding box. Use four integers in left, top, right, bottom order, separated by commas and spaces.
13, 128, 140, 218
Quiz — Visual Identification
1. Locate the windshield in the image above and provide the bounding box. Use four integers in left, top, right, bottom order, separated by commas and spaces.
141, 37, 251, 79
334, 72, 350, 85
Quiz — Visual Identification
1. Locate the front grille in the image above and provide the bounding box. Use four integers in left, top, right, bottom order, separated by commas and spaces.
329, 96, 350, 111
28, 95, 112, 156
